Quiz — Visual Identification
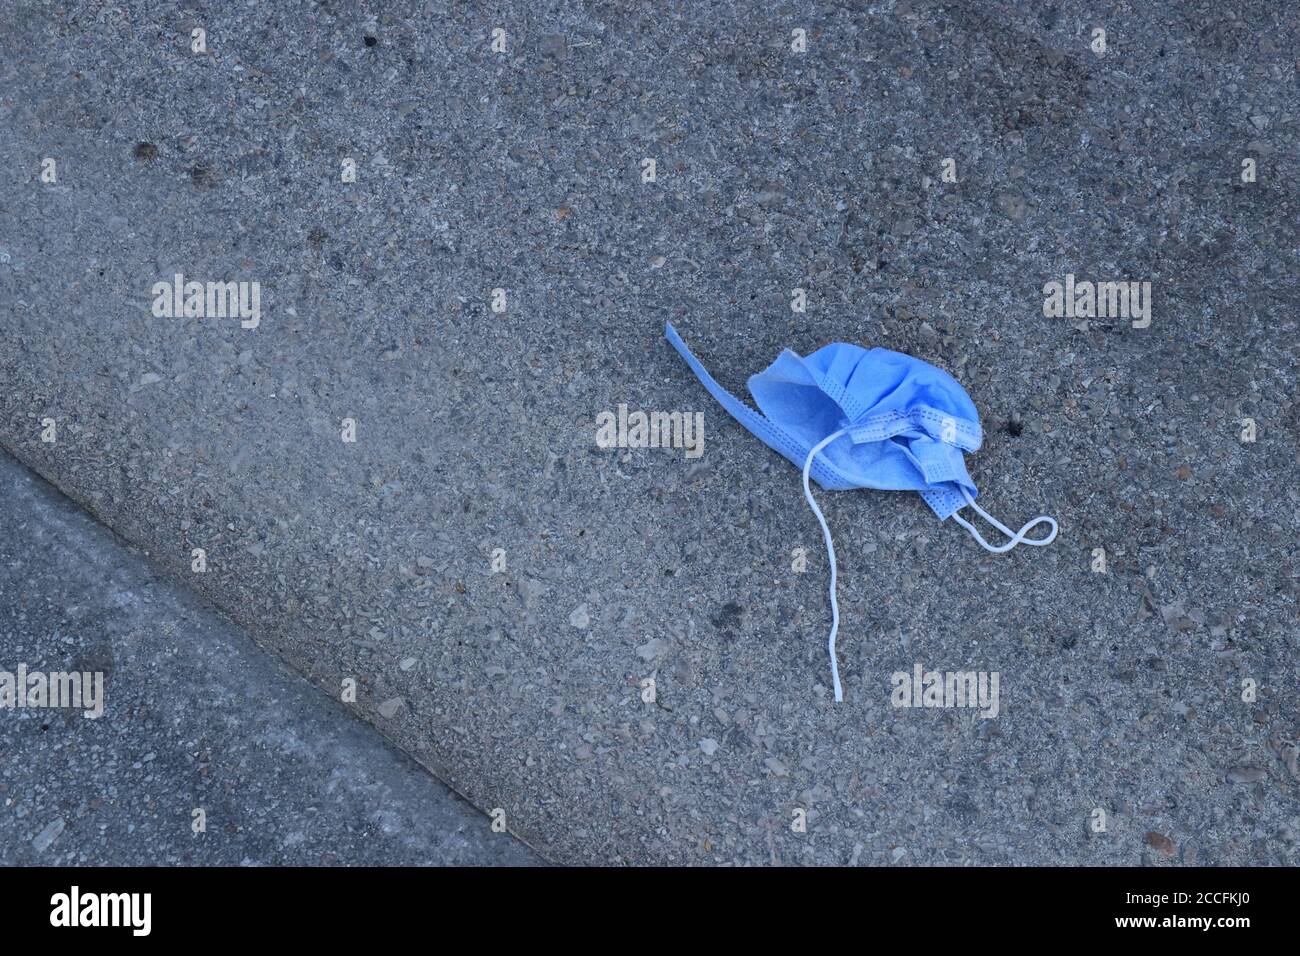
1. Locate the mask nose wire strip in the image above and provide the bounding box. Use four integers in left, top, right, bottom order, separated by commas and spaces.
801, 426, 854, 703
952, 486, 1057, 553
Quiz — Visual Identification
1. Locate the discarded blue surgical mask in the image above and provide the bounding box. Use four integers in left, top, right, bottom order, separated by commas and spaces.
665, 322, 1057, 703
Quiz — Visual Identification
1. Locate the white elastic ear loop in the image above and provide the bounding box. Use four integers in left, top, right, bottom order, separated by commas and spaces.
801, 427, 853, 703
952, 486, 1057, 553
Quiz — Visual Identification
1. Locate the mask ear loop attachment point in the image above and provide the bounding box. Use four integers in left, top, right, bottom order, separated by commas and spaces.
801, 426, 853, 703
952, 487, 1057, 553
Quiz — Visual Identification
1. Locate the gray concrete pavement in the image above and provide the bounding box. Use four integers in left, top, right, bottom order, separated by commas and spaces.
1, 1, 1297, 864
0, 451, 543, 865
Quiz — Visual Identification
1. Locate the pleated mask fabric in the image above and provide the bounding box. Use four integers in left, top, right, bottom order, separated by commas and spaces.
665, 322, 1057, 702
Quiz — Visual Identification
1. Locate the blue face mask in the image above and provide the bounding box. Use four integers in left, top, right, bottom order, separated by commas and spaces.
665, 322, 1057, 702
